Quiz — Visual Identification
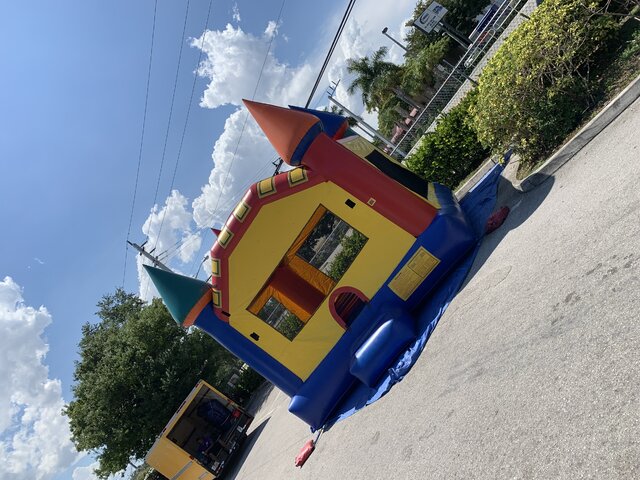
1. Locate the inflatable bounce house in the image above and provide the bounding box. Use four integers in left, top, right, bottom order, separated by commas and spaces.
145, 100, 479, 430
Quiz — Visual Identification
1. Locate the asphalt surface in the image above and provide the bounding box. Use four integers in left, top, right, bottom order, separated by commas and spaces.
226, 97, 640, 480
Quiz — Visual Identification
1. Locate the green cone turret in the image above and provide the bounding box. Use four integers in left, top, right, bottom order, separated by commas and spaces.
143, 265, 211, 327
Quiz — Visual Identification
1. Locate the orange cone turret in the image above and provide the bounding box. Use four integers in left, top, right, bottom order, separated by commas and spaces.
243, 99, 323, 166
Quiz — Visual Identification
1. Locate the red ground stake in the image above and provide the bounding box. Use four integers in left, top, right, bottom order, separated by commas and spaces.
294, 439, 316, 467
485, 206, 510, 234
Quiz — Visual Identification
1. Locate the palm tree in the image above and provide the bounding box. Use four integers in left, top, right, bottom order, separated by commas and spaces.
326, 104, 358, 127
346, 47, 402, 112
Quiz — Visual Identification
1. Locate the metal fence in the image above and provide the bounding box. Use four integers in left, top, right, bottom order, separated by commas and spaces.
391, 0, 539, 158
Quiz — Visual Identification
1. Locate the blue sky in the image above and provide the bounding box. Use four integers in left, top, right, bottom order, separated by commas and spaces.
0, 0, 416, 478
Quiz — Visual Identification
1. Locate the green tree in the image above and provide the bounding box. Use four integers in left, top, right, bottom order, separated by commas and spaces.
346, 46, 403, 112
65, 289, 239, 478
401, 37, 450, 95
233, 367, 267, 403
276, 311, 304, 341
470, 0, 618, 162
440, 0, 493, 34
578, 0, 640, 21
377, 97, 404, 137
404, 0, 491, 56
405, 89, 489, 188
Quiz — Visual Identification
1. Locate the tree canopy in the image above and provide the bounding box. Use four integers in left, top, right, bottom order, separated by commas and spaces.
470, 0, 619, 162
65, 289, 240, 478
344, 1, 491, 137
404, 0, 491, 56
346, 46, 402, 112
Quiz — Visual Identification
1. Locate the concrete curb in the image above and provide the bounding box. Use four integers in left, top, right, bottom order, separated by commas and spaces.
515, 72, 640, 192
455, 149, 513, 200
454, 157, 500, 199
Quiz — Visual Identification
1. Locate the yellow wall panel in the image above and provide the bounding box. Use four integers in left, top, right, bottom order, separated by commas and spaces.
227, 182, 415, 380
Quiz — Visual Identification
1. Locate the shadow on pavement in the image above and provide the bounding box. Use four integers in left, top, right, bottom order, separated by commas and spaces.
462, 172, 555, 288
243, 381, 275, 416
220, 417, 271, 480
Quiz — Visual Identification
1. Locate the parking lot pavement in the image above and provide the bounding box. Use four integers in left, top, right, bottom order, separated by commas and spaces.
227, 97, 640, 480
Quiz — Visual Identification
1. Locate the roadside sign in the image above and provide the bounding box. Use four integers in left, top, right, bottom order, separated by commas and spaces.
413, 1, 448, 34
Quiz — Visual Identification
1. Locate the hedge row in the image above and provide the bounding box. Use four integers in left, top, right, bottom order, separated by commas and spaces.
405, 0, 628, 184
470, 0, 619, 163
405, 90, 489, 188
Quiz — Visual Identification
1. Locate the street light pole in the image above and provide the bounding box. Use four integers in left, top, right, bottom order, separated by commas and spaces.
381, 27, 407, 52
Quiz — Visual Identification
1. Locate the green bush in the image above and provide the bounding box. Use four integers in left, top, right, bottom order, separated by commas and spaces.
621, 27, 640, 60
401, 38, 450, 96
405, 90, 489, 188
470, 0, 618, 163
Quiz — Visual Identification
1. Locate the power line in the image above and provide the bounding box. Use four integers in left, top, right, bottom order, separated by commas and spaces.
137, 0, 301, 286
141, 0, 209, 301
206, 0, 287, 221
167, 0, 288, 275
175, 0, 356, 263
122, 0, 159, 288
150, 153, 275, 277
161, 157, 276, 265
141, 0, 214, 301
148, 0, 192, 239
160, 156, 276, 260
305, 0, 357, 108
274, 0, 357, 174
150, 0, 215, 255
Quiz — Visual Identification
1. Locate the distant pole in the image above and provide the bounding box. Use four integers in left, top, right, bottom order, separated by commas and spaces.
127, 241, 172, 272
327, 79, 341, 98
273, 157, 284, 175
328, 95, 407, 157
382, 27, 408, 52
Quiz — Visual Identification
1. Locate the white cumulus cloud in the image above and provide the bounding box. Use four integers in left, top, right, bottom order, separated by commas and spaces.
191, 109, 276, 229
72, 461, 99, 480
231, 2, 241, 23
188, 22, 315, 232
136, 190, 203, 301
71, 460, 138, 480
192, 23, 314, 110
0, 277, 80, 479
264, 20, 279, 38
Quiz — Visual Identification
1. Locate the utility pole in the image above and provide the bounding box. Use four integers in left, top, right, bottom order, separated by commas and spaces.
327, 94, 408, 158
127, 240, 172, 272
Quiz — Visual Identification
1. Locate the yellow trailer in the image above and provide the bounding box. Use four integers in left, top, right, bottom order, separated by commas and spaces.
146, 380, 253, 479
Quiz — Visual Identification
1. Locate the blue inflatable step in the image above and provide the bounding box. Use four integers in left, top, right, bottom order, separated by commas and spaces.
349, 311, 416, 387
